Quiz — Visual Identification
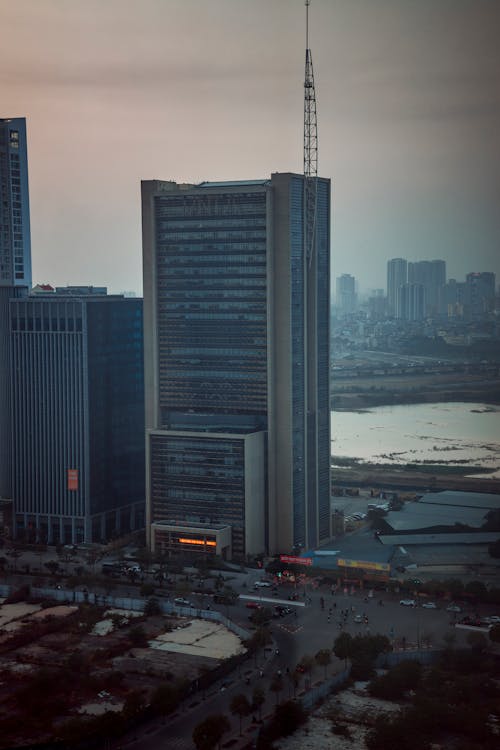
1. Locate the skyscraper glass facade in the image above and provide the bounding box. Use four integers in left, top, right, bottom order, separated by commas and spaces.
0, 118, 31, 288
155, 188, 268, 427
143, 174, 331, 557
10, 295, 145, 543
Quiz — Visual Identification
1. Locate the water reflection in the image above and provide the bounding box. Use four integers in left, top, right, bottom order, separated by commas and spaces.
331, 402, 500, 478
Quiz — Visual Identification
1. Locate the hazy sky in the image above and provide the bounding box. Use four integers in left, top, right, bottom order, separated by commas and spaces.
2, 0, 499, 295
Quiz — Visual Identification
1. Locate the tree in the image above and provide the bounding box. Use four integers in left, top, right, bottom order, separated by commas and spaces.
192, 714, 230, 750
270, 673, 284, 706
489, 623, 500, 643
44, 560, 60, 576
246, 626, 271, 666
123, 689, 146, 719
333, 632, 352, 667
315, 648, 332, 679
144, 596, 161, 616
129, 625, 148, 647
289, 669, 301, 698
252, 686, 265, 721
151, 683, 182, 716
466, 631, 488, 653
250, 607, 273, 626
369, 660, 422, 700
230, 693, 251, 736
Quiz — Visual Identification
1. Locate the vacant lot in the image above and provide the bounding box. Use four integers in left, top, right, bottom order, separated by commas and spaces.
0, 596, 241, 748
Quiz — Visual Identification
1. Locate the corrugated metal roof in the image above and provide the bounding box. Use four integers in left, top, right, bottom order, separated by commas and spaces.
378, 532, 500, 546
419, 490, 500, 510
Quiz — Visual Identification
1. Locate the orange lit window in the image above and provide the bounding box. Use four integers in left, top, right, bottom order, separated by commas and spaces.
178, 537, 216, 547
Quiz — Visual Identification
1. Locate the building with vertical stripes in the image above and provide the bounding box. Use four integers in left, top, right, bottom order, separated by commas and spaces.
142, 173, 331, 559
387, 258, 407, 318
1, 117, 32, 502
10, 292, 145, 544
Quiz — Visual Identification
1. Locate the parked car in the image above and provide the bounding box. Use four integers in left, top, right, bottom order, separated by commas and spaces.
446, 603, 462, 613
246, 601, 261, 609
399, 599, 416, 607
421, 601, 437, 609
254, 581, 271, 588
354, 614, 363, 623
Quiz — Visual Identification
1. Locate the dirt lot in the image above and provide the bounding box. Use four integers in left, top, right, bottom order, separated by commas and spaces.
0, 598, 240, 748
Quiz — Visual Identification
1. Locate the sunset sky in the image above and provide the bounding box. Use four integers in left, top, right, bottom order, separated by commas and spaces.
2, 0, 499, 295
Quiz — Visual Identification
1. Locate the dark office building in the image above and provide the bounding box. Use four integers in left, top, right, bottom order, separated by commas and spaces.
142, 174, 331, 558
10, 293, 145, 544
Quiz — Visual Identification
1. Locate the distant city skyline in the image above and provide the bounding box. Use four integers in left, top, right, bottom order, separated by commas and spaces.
2, 0, 499, 294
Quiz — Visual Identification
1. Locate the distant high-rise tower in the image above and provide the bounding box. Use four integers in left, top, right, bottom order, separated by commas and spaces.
387, 258, 407, 317
0, 118, 32, 288
465, 272, 496, 318
0, 117, 32, 500
408, 260, 446, 317
142, 174, 331, 558
397, 283, 425, 321
336, 273, 356, 315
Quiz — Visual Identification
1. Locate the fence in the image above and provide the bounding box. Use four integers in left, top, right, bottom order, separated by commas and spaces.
1, 583, 249, 640
300, 666, 351, 710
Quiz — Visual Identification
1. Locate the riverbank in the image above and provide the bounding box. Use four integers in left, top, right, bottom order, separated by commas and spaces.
331, 461, 500, 494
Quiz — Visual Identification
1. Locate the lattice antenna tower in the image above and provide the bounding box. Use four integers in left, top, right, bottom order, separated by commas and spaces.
304, 0, 318, 266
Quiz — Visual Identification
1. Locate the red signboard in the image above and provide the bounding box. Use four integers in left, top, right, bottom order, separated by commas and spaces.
67, 469, 79, 491
280, 555, 313, 566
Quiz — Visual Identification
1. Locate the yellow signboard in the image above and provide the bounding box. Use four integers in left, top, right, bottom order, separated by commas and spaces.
337, 558, 390, 572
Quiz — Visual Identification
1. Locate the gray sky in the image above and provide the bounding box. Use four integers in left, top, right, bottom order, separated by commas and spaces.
1, 0, 499, 295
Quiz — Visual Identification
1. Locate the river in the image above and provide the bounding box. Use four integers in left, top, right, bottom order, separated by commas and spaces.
331, 402, 500, 479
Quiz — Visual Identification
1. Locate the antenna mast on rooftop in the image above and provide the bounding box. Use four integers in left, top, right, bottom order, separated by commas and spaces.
304, 0, 318, 266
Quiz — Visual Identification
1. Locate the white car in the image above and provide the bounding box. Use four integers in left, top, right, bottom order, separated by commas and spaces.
446, 603, 462, 613
254, 581, 271, 588
399, 599, 416, 607
174, 597, 192, 607
421, 602, 437, 609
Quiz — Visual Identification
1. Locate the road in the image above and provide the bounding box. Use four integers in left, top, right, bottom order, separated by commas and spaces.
115, 572, 494, 750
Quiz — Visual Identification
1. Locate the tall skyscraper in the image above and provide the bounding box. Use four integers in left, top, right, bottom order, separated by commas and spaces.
408, 260, 446, 317
0, 118, 32, 289
465, 272, 496, 318
10, 292, 145, 544
0, 117, 32, 500
142, 173, 331, 559
387, 258, 407, 317
335, 273, 357, 316
397, 283, 425, 321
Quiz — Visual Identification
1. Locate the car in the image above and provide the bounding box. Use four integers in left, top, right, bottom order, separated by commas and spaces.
254, 581, 271, 588
274, 605, 292, 617
399, 599, 416, 607
245, 601, 261, 609
446, 603, 462, 613
354, 614, 363, 623
486, 615, 500, 624
174, 597, 192, 607
421, 601, 437, 609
